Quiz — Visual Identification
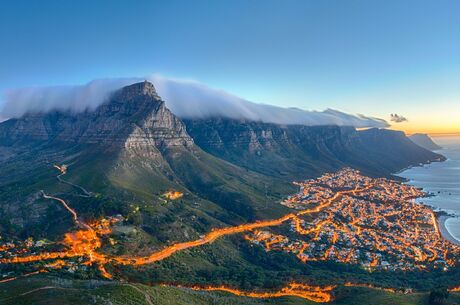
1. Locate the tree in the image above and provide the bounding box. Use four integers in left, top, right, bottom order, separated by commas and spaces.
429, 288, 449, 304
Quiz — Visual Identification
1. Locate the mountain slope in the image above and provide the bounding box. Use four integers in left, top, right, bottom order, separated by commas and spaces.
0, 82, 290, 239
184, 118, 444, 179
409, 133, 442, 151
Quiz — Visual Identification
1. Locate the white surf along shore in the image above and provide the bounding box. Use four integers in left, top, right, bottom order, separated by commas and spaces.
438, 216, 460, 246
398, 136, 460, 246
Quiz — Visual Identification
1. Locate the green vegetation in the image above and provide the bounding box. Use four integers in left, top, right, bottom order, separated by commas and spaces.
2, 276, 460, 305
0, 122, 458, 305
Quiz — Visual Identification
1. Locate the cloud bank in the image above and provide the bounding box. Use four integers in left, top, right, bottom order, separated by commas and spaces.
0, 76, 389, 128
390, 113, 408, 123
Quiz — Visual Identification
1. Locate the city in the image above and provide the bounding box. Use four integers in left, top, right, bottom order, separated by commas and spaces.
246, 168, 460, 271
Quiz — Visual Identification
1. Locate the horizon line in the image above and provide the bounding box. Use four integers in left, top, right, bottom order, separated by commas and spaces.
428, 132, 460, 137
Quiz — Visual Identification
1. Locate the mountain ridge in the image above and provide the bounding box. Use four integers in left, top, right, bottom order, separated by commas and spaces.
0, 81, 446, 236
0, 81, 444, 181
184, 118, 444, 179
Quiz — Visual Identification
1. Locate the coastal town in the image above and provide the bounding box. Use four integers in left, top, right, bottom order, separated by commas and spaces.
245, 168, 460, 271
1, 166, 460, 301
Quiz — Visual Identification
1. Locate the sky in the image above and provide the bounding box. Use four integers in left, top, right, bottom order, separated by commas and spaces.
0, 0, 459, 134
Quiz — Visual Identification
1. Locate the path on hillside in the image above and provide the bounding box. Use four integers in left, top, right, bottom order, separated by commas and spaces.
54, 164, 92, 197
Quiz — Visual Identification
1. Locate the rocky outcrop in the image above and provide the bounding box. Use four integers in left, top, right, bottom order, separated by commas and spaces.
0, 81, 194, 153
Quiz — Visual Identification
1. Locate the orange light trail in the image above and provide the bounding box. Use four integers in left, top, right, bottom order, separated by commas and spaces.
186, 282, 335, 303
41, 192, 92, 231
344, 282, 398, 293
114, 185, 365, 265
0, 270, 47, 284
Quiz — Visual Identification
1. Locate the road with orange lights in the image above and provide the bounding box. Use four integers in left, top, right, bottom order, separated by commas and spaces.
114, 183, 368, 266
186, 282, 335, 303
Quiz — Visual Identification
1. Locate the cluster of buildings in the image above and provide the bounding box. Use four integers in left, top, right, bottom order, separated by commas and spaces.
246, 168, 460, 271
162, 190, 184, 200
0, 214, 125, 280
0, 237, 51, 260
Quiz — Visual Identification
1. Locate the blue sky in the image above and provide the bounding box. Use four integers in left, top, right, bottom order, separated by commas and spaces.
1, 0, 459, 133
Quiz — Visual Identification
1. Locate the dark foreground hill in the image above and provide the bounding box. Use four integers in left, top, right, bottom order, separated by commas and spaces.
2, 275, 460, 305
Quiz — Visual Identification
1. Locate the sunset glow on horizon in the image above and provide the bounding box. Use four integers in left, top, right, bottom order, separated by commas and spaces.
0, 0, 459, 136
393, 122, 460, 136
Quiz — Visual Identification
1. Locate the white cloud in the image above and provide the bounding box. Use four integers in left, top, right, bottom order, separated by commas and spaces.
390, 113, 408, 123
0, 76, 389, 128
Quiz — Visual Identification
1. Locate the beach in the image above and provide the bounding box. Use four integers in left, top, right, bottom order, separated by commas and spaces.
438, 215, 460, 246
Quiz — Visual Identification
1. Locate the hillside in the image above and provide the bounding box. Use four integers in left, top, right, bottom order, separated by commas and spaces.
0, 81, 290, 239
409, 133, 442, 151
2, 276, 460, 305
184, 118, 444, 180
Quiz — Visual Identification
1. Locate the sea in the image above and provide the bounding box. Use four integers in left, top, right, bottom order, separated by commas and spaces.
398, 135, 460, 243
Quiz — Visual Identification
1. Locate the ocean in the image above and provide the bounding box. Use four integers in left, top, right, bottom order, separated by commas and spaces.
398, 136, 460, 242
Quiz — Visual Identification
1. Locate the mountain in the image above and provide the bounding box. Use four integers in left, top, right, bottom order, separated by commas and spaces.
0, 81, 193, 149
0, 81, 445, 238
409, 133, 442, 151
0, 81, 452, 304
0, 81, 290, 238
184, 118, 445, 180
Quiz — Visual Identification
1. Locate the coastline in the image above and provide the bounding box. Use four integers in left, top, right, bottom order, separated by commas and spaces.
393, 153, 446, 176
397, 144, 460, 246
438, 215, 460, 246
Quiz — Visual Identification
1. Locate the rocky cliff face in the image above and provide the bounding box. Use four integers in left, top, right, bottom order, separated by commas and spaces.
0, 81, 445, 179
184, 118, 444, 178
0, 81, 194, 153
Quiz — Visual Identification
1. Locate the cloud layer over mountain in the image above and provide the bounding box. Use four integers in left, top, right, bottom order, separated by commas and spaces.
0, 76, 389, 128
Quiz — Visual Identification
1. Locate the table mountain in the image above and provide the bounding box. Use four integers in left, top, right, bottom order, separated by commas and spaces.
0, 81, 289, 238
0, 81, 444, 239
